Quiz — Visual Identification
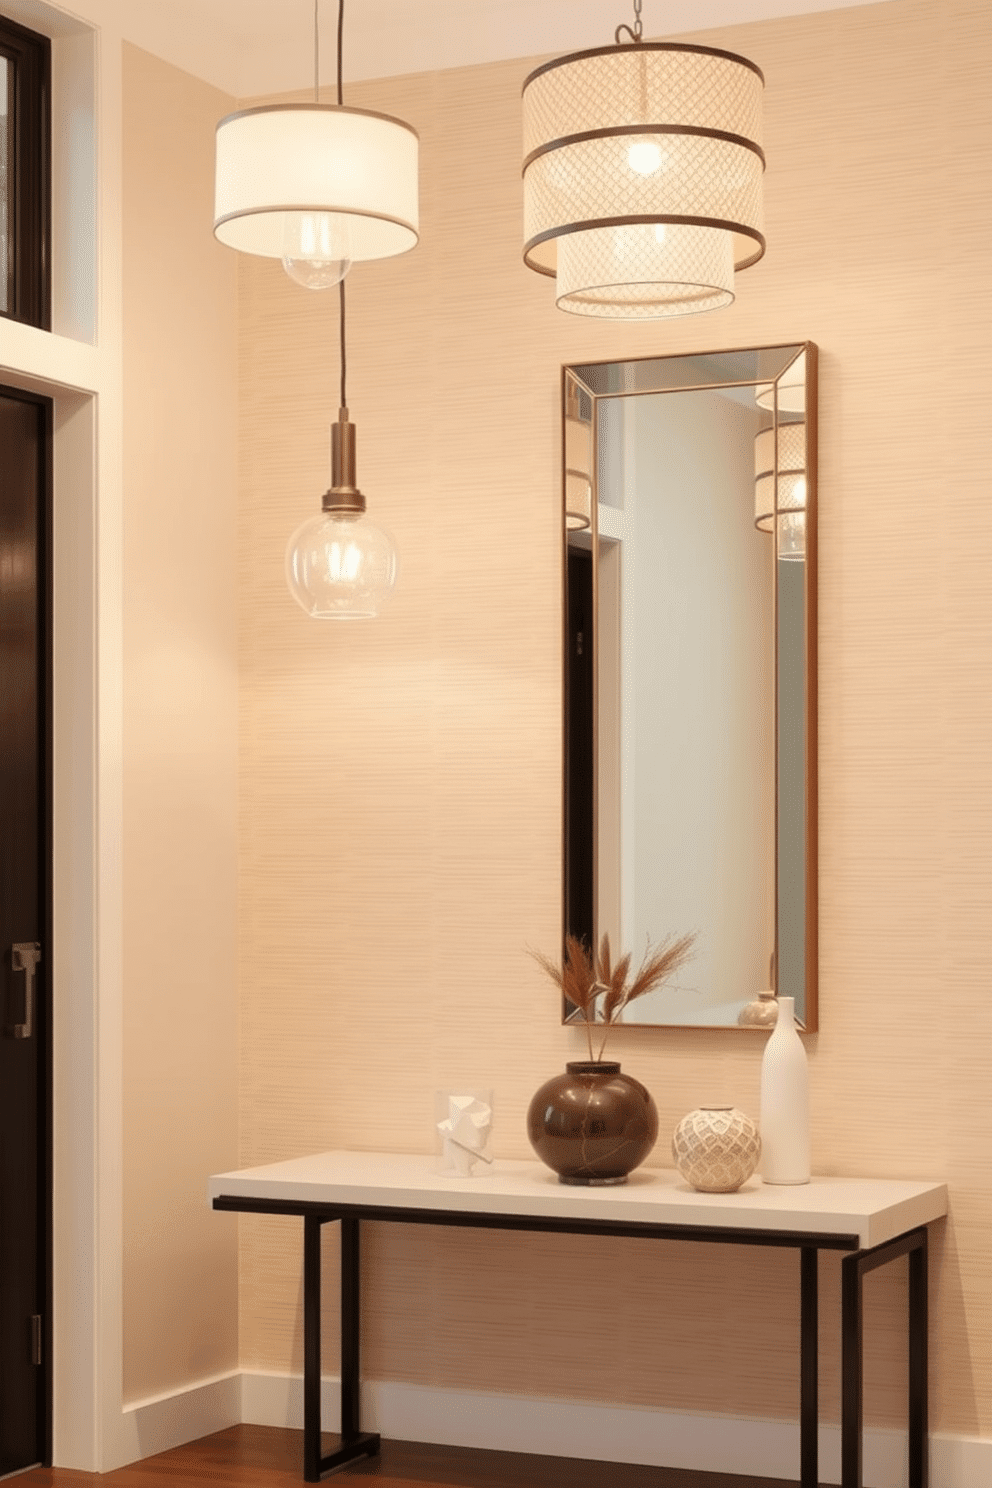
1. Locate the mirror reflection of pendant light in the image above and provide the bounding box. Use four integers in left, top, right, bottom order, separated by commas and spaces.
754, 422, 807, 561
755, 350, 806, 413
564, 381, 593, 531
213, 0, 418, 288
522, 0, 765, 319
286, 281, 398, 618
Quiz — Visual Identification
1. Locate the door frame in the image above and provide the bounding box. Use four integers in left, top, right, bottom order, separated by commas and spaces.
1, 0, 125, 1468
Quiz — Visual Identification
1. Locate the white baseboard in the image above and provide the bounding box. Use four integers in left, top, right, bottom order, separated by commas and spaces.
240, 1371, 992, 1488
119, 1370, 241, 1463
108, 1370, 991, 1488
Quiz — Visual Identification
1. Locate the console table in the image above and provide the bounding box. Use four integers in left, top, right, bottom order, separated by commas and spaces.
209, 1152, 946, 1487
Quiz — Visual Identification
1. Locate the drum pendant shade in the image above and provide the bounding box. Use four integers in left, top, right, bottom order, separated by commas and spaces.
214, 104, 419, 262
522, 42, 765, 318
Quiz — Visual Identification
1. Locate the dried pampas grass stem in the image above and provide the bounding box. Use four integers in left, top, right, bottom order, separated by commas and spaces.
530, 929, 698, 1062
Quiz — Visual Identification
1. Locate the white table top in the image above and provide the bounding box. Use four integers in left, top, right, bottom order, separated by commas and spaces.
208, 1150, 947, 1251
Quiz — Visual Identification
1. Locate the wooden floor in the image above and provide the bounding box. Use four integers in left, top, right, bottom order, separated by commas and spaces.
14, 1425, 805, 1488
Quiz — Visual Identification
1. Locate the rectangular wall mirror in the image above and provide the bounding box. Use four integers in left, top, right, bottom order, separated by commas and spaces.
563, 343, 817, 1030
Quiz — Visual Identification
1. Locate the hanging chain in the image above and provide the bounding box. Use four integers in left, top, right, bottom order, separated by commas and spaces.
615, 0, 644, 45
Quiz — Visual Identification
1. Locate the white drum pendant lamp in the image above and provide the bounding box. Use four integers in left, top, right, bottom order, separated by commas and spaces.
214, 107, 418, 272
213, 1, 418, 286
522, 0, 765, 319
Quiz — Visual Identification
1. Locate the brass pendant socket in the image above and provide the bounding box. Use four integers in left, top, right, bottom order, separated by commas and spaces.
322, 408, 367, 515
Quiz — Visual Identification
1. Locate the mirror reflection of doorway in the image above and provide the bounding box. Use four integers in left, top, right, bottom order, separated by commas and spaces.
565, 546, 593, 951
0, 382, 52, 1473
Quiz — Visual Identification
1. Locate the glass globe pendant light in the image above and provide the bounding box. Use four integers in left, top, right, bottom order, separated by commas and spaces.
213, 0, 418, 288
522, 0, 765, 318
286, 281, 398, 618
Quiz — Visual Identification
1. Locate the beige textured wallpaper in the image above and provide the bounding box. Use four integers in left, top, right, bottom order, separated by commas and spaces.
237, 0, 992, 1438
122, 46, 240, 1403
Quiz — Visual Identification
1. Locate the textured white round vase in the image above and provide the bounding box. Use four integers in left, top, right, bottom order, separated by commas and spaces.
759, 996, 810, 1184
672, 1106, 761, 1192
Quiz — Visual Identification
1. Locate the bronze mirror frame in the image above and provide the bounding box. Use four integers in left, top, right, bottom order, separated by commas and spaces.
562, 342, 818, 1031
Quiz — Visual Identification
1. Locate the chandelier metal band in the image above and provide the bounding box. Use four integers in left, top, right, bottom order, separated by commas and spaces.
524, 39, 765, 87
523, 123, 767, 173
524, 213, 766, 270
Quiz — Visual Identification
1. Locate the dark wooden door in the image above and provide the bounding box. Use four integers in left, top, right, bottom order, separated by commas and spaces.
0, 383, 51, 1472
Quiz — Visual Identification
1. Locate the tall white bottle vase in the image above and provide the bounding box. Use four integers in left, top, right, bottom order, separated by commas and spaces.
759, 996, 810, 1185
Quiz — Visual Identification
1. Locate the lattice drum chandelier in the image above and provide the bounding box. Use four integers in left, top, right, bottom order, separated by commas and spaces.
522, 1, 765, 318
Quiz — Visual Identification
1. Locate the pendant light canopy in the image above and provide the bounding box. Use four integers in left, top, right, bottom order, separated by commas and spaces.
213, 1, 419, 287
522, 2, 765, 318
755, 422, 807, 561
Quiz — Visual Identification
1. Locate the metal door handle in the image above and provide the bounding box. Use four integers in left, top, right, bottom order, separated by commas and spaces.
11, 942, 41, 1040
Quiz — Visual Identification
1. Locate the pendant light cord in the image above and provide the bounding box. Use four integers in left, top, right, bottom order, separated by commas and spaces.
339, 279, 347, 409
328, 0, 347, 410
337, 0, 344, 105
338, 0, 346, 408
313, 0, 350, 407
313, 0, 345, 102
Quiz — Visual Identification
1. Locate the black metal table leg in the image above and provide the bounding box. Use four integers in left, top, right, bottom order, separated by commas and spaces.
800, 1246, 819, 1488
340, 1215, 361, 1439
841, 1250, 863, 1487
335, 1215, 380, 1467
908, 1229, 929, 1488
301, 1214, 380, 1480
842, 1227, 930, 1488
303, 1214, 323, 1482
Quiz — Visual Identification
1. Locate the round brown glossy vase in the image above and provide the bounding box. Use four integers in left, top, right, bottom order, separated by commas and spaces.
527, 1062, 659, 1185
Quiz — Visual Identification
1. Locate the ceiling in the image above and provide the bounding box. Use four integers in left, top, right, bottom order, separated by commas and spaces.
120, 0, 887, 99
